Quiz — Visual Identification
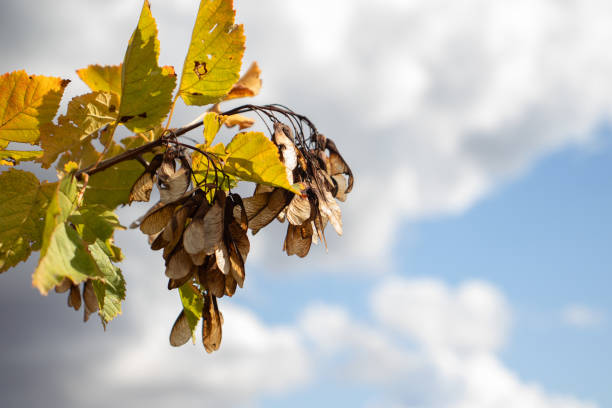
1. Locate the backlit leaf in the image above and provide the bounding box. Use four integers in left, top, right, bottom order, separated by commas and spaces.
177, 282, 204, 342
119, 0, 176, 131
179, 0, 245, 106
0, 169, 55, 273
224, 131, 300, 193
89, 239, 126, 326
40, 92, 119, 168
33, 175, 99, 294
77, 64, 122, 96
0, 71, 69, 144
0, 150, 43, 166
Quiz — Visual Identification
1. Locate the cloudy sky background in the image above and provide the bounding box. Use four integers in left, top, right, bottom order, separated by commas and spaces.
1, 0, 612, 407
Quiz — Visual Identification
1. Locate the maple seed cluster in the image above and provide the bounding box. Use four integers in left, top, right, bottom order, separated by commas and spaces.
121, 114, 353, 352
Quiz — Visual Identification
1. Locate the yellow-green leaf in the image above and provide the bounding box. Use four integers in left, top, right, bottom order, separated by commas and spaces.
84, 143, 147, 209
32, 175, 101, 294
76, 64, 122, 96
203, 112, 224, 146
0, 150, 43, 166
0, 71, 69, 144
119, 0, 177, 132
40, 92, 119, 168
90, 239, 126, 327
179, 282, 204, 341
191, 142, 235, 191
0, 169, 55, 273
223, 132, 299, 193
179, 0, 245, 106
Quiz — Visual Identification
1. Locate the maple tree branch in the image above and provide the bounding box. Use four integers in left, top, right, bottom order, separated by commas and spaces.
75, 104, 318, 179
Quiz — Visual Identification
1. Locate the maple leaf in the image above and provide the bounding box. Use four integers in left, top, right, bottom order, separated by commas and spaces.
118, 0, 176, 132
0, 71, 69, 145
179, 0, 245, 106
0, 169, 56, 273
76, 64, 122, 96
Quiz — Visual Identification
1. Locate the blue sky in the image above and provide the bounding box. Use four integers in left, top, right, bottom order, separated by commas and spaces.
1, 1, 612, 407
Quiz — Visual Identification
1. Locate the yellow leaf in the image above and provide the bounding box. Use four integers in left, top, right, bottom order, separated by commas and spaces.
40, 92, 119, 168
203, 112, 224, 146
76, 64, 122, 96
0, 169, 56, 273
224, 132, 300, 193
225, 62, 262, 101
0, 150, 43, 166
119, 0, 177, 132
0, 71, 69, 144
179, 0, 245, 106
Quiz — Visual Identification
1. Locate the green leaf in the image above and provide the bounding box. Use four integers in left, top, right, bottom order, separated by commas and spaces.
40, 92, 119, 168
84, 143, 147, 209
0, 150, 43, 166
179, 282, 204, 341
90, 239, 126, 327
223, 131, 300, 193
0, 71, 69, 144
76, 64, 122, 96
119, 0, 177, 132
33, 175, 101, 294
0, 169, 55, 273
179, 0, 245, 106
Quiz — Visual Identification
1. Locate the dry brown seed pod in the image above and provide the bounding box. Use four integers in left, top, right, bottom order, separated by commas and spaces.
215, 242, 230, 275
165, 247, 194, 280
129, 154, 163, 203
200, 265, 226, 298
286, 194, 311, 226
331, 174, 348, 202
140, 203, 178, 235
55, 277, 72, 293
169, 310, 192, 347
202, 293, 223, 353
167, 266, 195, 290
82, 280, 99, 322
245, 188, 292, 234
228, 242, 245, 287
158, 166, 190, 204
272, 123, 298, 184
224, 273, 237, 297
68, 284, 82, 311
201, 193, 225, 255
284, 223, 313, 258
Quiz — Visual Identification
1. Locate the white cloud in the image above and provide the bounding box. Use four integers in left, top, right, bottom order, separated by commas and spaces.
561, 304, 605, 328
299, 276, 598, 408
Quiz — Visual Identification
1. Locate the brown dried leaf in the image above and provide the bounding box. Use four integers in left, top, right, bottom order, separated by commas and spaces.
224, 114, 255, 130
202, 294, 222, 353
166, 247, 193, 280
225, 62, 262, 100
284, 223, 313, 258
170, 310, 192, 347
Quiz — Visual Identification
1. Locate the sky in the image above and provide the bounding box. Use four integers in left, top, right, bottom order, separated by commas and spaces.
1, 0, 611, 407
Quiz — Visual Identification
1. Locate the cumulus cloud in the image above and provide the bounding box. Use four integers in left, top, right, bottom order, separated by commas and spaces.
561, 304, 605, 328
300, 277, 597, 408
